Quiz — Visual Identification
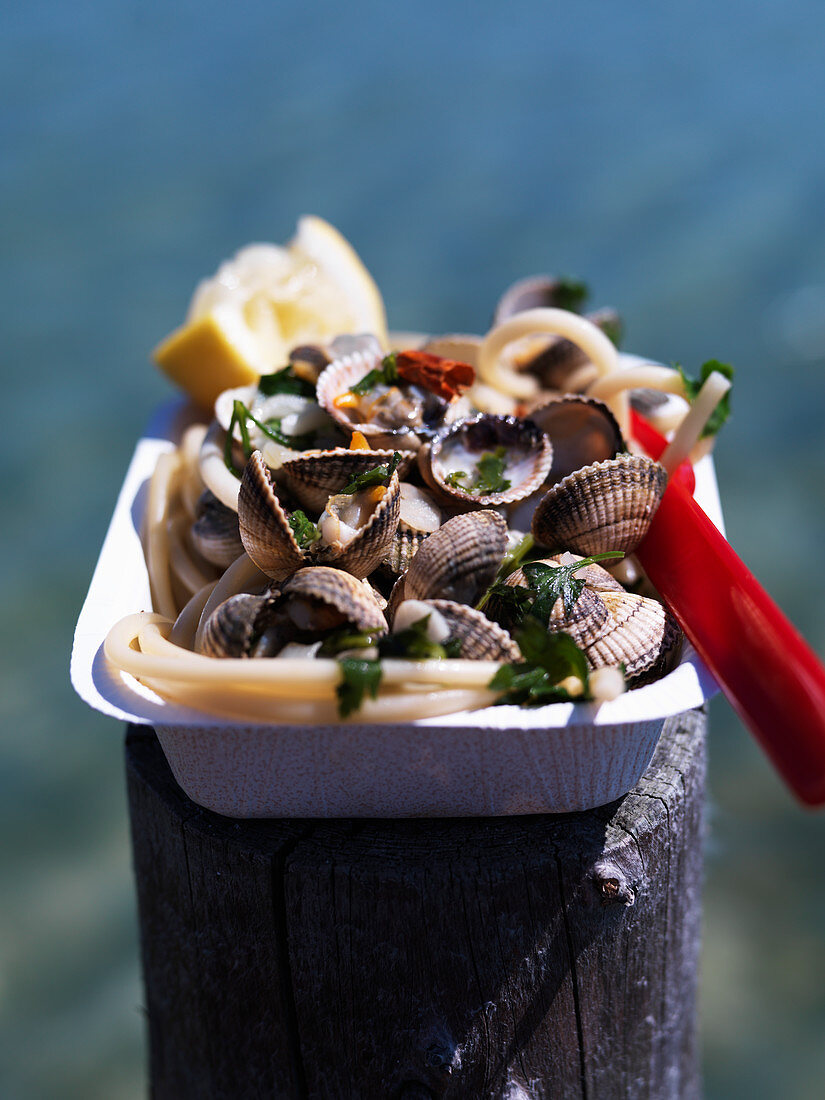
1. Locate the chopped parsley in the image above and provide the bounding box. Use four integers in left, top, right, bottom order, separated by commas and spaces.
444, 446, 511, 496
340, 452, 402, 495
336, 658, 382, 718
485, 552, 624, 628
287, 510, 321, 550
349, 353, 400, 395
257, 365, 317, 398
489, 619, 593, 706
677, 359, 735, 437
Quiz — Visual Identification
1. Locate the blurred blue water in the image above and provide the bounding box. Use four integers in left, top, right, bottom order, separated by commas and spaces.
3, 2, 825, 1096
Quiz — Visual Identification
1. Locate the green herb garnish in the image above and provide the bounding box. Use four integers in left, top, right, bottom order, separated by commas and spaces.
349, 353, 400, 396
340, 452, 402, 495
288, 509, 321, 550
378, 615, 462, 660
257, 365, 317, 398
485, 552, 624, 627
336, 657, 382, 717
222, 399, 316, 477
444, 446, 511, 496
489, 620, 592, 706
553, 277, 590, 314
677, 359, 735, 437
473, 446, 511, 494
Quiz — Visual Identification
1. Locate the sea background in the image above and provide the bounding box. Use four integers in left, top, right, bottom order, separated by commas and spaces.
3, 1, 825, 1096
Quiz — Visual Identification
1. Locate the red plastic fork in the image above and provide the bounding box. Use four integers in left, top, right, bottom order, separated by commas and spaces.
632, 410, 825, 806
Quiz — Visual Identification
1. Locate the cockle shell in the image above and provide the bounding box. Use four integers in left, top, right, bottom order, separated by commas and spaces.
420, 414, 553, 509
379, 483, 443, 578
280, 446, 414, 513
417, 599, 521, 661
238, 450, 401, 580
585, 586, 682, 685
402, 509, 508, 605
190, 490, 244, 567
493, 553, 681, 685
531, 453, 667, 556
198, 592, 285, 658
278, 567, 387, 635
238, 452, 305, 580
490, 558, 611, 647
316, 350, 460, 450
527, 395, 624, 484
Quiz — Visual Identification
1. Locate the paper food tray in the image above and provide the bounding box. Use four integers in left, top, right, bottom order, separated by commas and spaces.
72, 398, 721, 818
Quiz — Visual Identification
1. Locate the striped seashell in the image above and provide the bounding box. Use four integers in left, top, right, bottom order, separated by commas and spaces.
279, 567, 387, 635
198, 592, 287, 658
422, 599, 521, 661
403, 510, 508, 606
531, 453, 667, 556
420, 414, 553, 510
584, 588, 682, 686
237, 452, 306, 581
190, 490, 244, 567
280, 447, 414, 514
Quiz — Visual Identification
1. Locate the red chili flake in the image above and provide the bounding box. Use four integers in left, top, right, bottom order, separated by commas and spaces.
395, 351, 475, 401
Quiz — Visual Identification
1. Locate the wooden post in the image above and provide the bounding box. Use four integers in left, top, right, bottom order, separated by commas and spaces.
126, 707, 705, 1099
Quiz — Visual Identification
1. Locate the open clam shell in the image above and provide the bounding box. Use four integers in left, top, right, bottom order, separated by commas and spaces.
315, 469, 402, 578
420, 414, 553, 509
402, 509, 508, 606
316, 350, 451, 450
280, 446, 415, 514
278, 567, 387, 635
198, 593, 283, 658
238, 451, 307, 580
527, 395, 624, 484
531, 453, 667, 556
238, 450, 402, 581
424, 599, 521, 661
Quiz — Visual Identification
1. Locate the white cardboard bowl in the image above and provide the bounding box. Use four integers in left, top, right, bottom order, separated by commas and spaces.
71, 397, 721, 818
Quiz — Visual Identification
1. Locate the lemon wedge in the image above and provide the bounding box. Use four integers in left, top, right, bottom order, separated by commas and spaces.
153, 216, 387, 409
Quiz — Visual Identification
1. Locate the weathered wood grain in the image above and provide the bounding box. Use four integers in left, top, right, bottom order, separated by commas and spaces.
126, 707, 705, 1099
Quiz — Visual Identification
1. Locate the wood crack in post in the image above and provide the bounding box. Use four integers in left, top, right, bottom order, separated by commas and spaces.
555, 854, 589, 1100
272, 827, 316, 1099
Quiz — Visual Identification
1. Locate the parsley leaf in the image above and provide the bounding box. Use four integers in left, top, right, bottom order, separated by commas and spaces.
257, 365, 317, 398
340, 452, 402, 495
444, 446, 511, 496
336, 658, 382, 718
489, 622, 591, 706
473, 447, 511, 494
287, 509, 321, 550
553, 277, 590, 314
486, 552, 624, 628
524, 554, 624, 622
677, 359, 735, 437
349, 353, 400, 395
